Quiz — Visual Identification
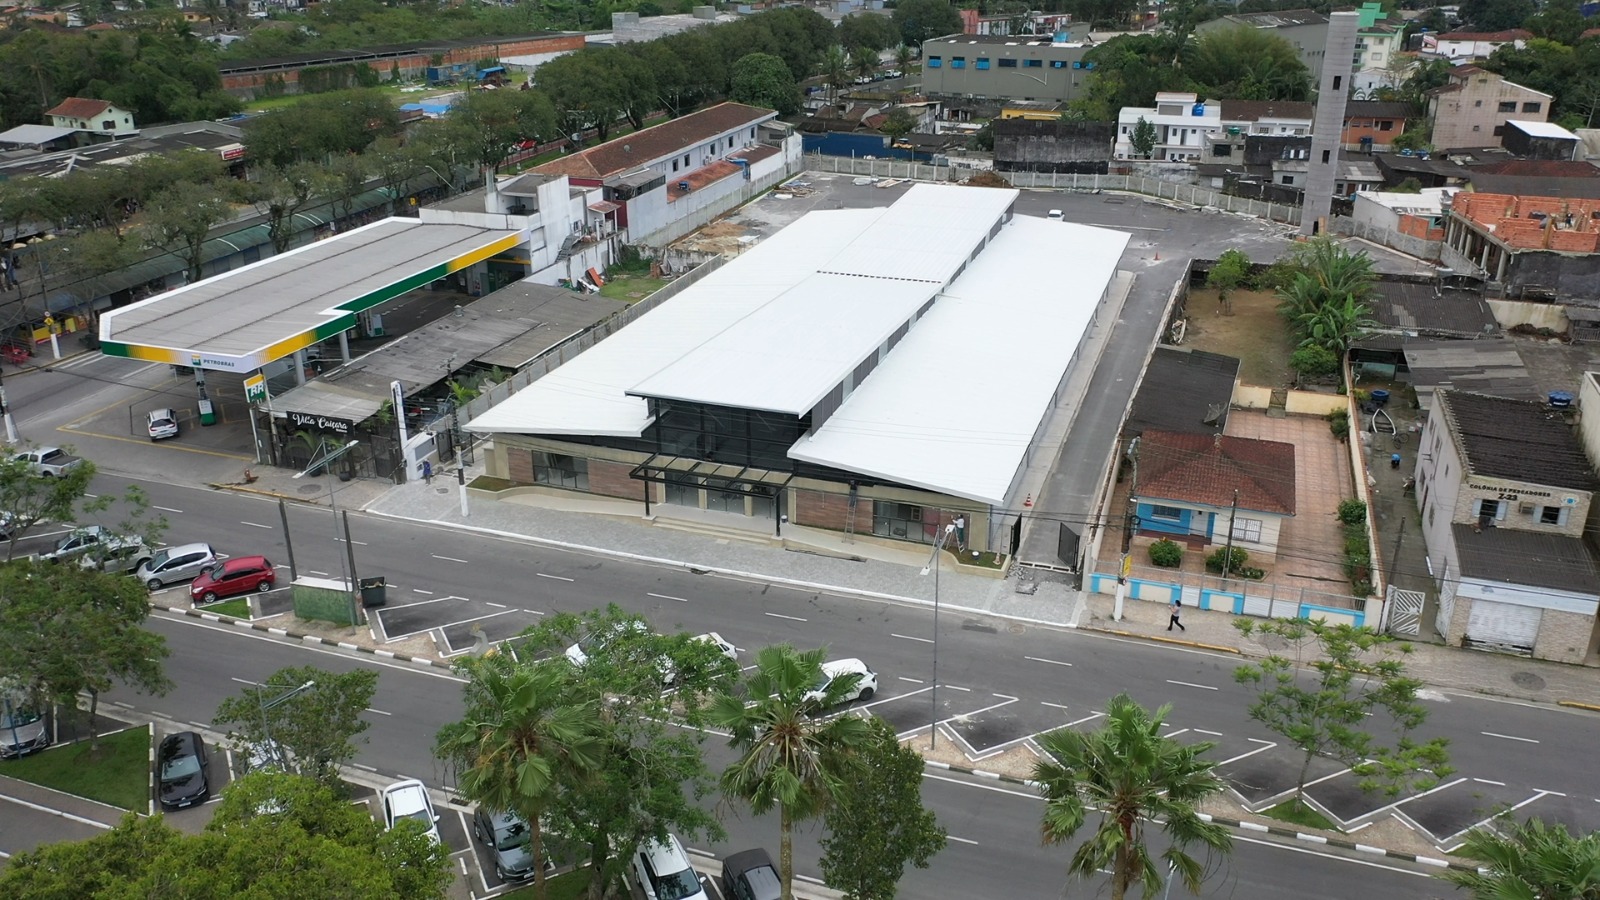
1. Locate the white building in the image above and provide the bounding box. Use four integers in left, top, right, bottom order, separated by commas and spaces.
1350, 188, 1456, 237
1116, 92, 1222, 161
1421, 28, 1531, 62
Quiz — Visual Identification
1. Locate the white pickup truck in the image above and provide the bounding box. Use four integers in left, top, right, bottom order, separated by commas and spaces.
13, 447, 83, 477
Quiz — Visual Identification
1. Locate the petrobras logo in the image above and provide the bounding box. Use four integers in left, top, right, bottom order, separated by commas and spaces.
188, 354, 240, 370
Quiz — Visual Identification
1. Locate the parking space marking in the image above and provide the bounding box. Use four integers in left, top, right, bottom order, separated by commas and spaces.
307, 570, 329, 577
336, 538, 368, 546
1217, 738, 1276, 766
1473, 778, 1506, 786
1040, 701, 1071, 711
648, 592, 689, 603
154, 506, 183, 514
1482, 731, 1539, 743
537, 573, 574, 582
1166, 679, 1218, 691
899, 676, 924, 683
891, 633, 934, 644
413, 588, 433, 595
1024, 656, 1073, 667
485, 601, 506, 608
433, 555, 469, 563
0, 792, 115, 830
764, 612, 807, 622
945, 685, 971, 692
241, 521, 271, 529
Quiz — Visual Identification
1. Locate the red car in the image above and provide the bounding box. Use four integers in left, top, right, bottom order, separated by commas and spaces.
191, 555, 276, 603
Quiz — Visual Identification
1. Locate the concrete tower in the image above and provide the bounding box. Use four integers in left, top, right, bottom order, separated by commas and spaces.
1300, 10, 1359, 237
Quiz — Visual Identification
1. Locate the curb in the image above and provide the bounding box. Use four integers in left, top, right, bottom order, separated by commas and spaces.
154, 603, 456, 671
208, 482, 299, 502
1092, 627, 1243, 655
920, 761, 1479, 873
1558, 699, 1600, 712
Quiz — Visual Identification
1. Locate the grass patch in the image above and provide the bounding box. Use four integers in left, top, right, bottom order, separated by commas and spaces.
468, 475, 515, 492
1262, 798, 1336, 831
599, 275, 669, 304
6, 724, 151, 811
951, 549, 1006, 569
203, 597, 251, 619
1183, 287, 1295, 387
499, 866, 602, 900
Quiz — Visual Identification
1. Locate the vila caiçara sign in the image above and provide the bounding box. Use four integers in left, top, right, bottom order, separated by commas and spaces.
288, 412, 353, 436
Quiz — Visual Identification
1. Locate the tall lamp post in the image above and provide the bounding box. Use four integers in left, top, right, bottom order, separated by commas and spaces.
0, 365, 16, 443
256, 679, 315, 772
293, 439, 361, 620
920, 522, 958, 751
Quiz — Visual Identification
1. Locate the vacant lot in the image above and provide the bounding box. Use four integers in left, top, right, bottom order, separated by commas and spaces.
1183, 287, 1295, 387
599, 274, 669, 303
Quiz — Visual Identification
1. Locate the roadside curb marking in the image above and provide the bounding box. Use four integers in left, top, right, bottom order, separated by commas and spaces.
208, 483, 299, 502
1095, 628, 1242, 654
1558, 699, 1600, 712
156, 604, 455, 671
919, 760, 1482, 873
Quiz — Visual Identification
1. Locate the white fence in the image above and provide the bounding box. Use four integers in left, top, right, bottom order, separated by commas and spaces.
805, 153, 1303, 226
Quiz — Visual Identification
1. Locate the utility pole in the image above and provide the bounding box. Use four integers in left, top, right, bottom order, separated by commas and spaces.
0, 365, 16, 443
1220, 489, 1239, 583
1113, 437, 1139, 621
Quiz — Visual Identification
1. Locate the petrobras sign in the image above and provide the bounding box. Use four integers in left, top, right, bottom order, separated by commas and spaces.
189, 353, 244, 371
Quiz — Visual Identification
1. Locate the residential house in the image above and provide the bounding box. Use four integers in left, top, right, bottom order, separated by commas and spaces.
1466, 159, 1600, 199
1414, 389, 1600, 663
1341, 99, 1413, 152
1442, 192, 1600, 298
44, 97, 136, 138
1425, 66, 1551, 151
1219, 100, 1314, 136
1116, 92, 1221, 161
1195, 9, 1331, 80
920, 33, 1094, 105
1421, 29, 1531, 62
1351, 188, 1458, 242
1501, 119, 1581, 161
1131, 430, 1297, 563
1353, 2, 1406, 78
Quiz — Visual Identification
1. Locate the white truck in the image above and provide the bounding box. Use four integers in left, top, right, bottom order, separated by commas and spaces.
13, 447, 82, 477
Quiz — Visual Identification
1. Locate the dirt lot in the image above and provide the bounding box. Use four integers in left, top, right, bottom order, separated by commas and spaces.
1183, 287, 1295, 387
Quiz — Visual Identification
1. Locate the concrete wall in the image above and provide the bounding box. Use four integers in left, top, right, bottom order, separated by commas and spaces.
1504, 250, 1600, 304
632, 137, 802, 248
992, 119, 1115, 173
1486, 298, 1569, 331
1284, 391, 1346, 415
218, 33, 586, 97
921, 39, 1091, 103
1532, 606, 1596, 664
1234, 385, 1273, 409
1330, 215, 1443, 262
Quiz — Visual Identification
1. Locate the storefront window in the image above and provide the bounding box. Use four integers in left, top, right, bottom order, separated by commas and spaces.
873, 502, 935, 543
531, 452, 588, 490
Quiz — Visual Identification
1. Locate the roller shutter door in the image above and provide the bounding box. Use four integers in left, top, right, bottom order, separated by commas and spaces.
1465, 600, 1540, 653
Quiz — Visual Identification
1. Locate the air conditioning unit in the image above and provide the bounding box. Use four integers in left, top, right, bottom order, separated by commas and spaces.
1519, 502, 1535, 514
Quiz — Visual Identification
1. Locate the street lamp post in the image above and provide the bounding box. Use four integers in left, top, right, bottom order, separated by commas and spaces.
0, 365, 16, 442
920, 523, 958, 751
293, 439, 361, 621
255, 679, 315, 772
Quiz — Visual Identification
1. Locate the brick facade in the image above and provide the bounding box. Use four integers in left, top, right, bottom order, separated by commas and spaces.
218, 33, 586, 97
1447, 474, 1590, 539
506, 447, 534, 485
1534, 607, 1594, 664
793, 489, 862, 532
587, 459, 641, 500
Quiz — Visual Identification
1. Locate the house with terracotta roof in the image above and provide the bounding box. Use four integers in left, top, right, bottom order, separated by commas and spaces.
1131, 430, 1297, 563
45, 97, 136, 137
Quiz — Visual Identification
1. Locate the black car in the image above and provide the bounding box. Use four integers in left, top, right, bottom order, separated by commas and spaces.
157, 731, 211, 809
721, 848, 781, 900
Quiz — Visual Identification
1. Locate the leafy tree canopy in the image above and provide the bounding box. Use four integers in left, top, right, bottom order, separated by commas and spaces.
892, 0, 964, 47
730, 52, 801, 116
214, 665, 379, 786
820, 717, 946, 900
1184, 27, 1312, 101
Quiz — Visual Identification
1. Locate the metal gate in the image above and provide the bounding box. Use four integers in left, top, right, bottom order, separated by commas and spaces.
1466, 600, 1541, 654
1386, 586, 1425, 636
1435, 561, 1456, 639
1057, 524, 1080, 570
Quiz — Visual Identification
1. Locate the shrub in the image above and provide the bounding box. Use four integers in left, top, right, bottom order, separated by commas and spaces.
1327, 409, 1350, 442
1148, 539, 1183, 568
1337, 499, 1367, 526
1290, 345, 1339, 381
1206, 546, 1250, 575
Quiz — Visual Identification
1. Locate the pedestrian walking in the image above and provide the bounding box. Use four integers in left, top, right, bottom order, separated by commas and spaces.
422, 460, 433, 484
1168, 597, 1185, 632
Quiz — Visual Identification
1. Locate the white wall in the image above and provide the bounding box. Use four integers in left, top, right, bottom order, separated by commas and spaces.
1414, 405, 1464, 582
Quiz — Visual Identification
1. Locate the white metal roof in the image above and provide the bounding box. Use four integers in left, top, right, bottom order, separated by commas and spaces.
1506, 119, 1578, 140
816, 184, 1017, 283
789, 217, 1130, 506
467, 208, 885, 436
0, 124, 78, 145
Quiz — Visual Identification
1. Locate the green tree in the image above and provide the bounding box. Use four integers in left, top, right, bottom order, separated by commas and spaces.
243, 89, 401, 167
0, 562, 171, 751
1130, 116, 1157, 159
142, 180, 236, 283
712, 645, 874, 900
244, 162, 334, 255
0, 813, 182, 896
1525, 0, 1586, 45
1206, 248, 1251, 313
367, 137, 428, 215
878, 108, 918, 146
1184, 27, 1312, 101
325, 153, 372, 227
1068, 33, 1190, 121
437, 653, 603, 900
213, 665, 379, 785
838, 13, 900, 54
1460, 0, 1535, 30
1290, 344, 1339, 382
0, 453, 97, 561
819, 717, 946, 900
633, 40, 695, 117
892, 0, 964, 47
730, 52, 801, 115
448, 87, 559, 172
894, 43, 916, 78
1033, 693, 1231, 900
536, 50, 628, 141
1233, 619, 1453, 800
850, 47, 878, 83
1442, 816, 1600, 899
822, 45, 851, 105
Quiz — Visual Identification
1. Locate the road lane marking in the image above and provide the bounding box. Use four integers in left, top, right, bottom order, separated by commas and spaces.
648, 592, 689, 603
764, 612, 807, 622
153, 506, 183, 514
1166, 679, 1217, 691
336, 538, 368, 546
1024, 656, 1072, 667
433, 555, 468, 563
485, 602, 506, 608
230, 677, 258, 686
922, 772, 1038, 800
0, 793, 114, 830
365, 708, 392, 716
1473, 778, 1506, 786
947, 836, 979, 845
945, 685, 971, 692
1040, 701, 1071, 710
1482, 731, 1539, 743
537, 573, 574, 582
241, 521, 272, 529
899, 677, 924, 683
413, 589, 433, 595
152, 611, 467, 683
891, 633, 934, 644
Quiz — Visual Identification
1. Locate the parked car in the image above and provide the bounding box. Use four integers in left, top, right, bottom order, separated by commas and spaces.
381, 779, 441, 844
157, 731, 211, 809
632, 833, 708, 900
79, 535, 153, 575
805, 658, 878, 706
565, 625, 736, 685
240, 737, 289, 775
190, 555, 275, 603
1047, 209, 1064, 220
12, 447, 81, 477
0, 697, 49, 759
721, 848, 781, 900
146, 408, 179, 441
136, 543, 218, 590
507, 138, 538, 152
39, 524, 112, 564
472, 807, 541, 882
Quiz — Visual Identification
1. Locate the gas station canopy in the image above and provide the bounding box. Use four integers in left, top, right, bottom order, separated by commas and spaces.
98, 218, 522, 373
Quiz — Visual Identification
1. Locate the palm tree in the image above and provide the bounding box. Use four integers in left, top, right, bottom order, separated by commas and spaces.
1290, 236, 1377, 303
1034, 693, 1232, 900
850, 47, 878, 84
710, 645, 873, 900
436, 655, 602, 900
1292, 295, 1378, 357
822, 45, 849, 106
1443, 817, 1600, 899
895, 43, 915, 77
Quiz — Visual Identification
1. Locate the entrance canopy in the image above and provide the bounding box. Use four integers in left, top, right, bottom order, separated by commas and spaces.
98, 218, 522, 373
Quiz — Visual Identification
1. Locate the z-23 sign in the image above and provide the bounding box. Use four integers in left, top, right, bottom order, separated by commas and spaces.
288, 412, 353, 436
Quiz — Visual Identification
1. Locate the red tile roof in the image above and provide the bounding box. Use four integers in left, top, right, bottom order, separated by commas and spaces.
666, 160, 741, 202
1437, 29, 1531, 41
1136, 430, 1297, 516
1472, 160, 1600, 178
46, 97, 112, 119
535, 102, 773, 181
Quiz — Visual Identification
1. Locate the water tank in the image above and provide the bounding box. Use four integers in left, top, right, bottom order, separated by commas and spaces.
1549, 391, 1574, 409
1192, 103, 1206, 116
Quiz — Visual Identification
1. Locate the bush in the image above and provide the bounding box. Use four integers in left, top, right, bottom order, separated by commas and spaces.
1327, 409, 1350, 442
1337, 499, 1367, 526
1290, 345, 1339, 381
1206, 546, 1250, 575
1148, 539, 1183, 567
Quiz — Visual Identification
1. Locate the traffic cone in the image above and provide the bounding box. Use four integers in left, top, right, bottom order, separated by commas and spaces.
1024, 493, 1033, 508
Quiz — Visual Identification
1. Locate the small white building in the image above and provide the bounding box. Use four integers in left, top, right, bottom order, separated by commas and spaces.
45, 97, 137, 138
1350, 188, 1456, 240
1116, 92, 1222, 161
1421, 29, 1531, 62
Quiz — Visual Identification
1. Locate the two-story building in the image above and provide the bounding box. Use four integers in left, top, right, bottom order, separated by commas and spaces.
1341, 99, 1414, 152
1115, 92, 1221, 161
44, 97, 136, 139
1425, 66, 1551, 151
1353, 2, 1405, 76
1414, 389, 1600, 663
920, 33, 1094, 105
1421, 28, 1531, 62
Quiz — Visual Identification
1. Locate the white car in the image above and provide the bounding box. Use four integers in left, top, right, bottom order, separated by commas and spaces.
1047, 209, 1064, 220
632, 833, 709, 900
146, 408, 179, 441
805, 658, 878, 706
380, 779, 441, 844
566, 626, 736, 685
